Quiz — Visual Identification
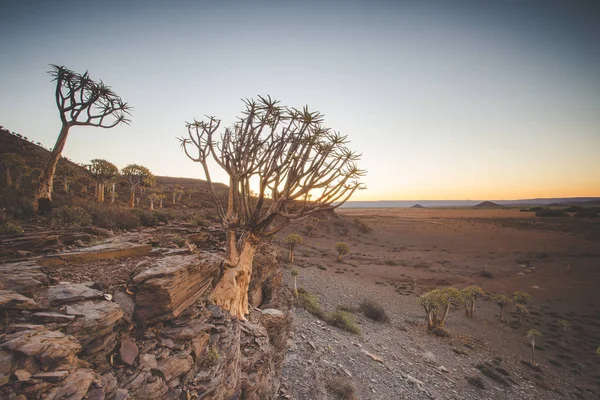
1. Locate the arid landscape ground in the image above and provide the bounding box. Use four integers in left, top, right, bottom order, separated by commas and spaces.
276, 208, 600, 399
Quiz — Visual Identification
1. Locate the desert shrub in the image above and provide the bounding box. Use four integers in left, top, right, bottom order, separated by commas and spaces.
52, 205, 92, 227
513, 291, 532, 305
535, 209, 567, 217
476, 363, 510, 386
353, 217, 372, 233
133, 209, 159, 227
466, 375, 485, 389
326, 375, 356, 399
335, 242, 350, 261
317, 265, 327, 270
171, 234, 186, 248
298, 290, 327, 320
575, 209, 599, 218
384, 259, 398, 266
155, 210, 170, 223
187, 214, 208, 226
327, 309, 361, 334
479, 265, 494, 278
1, 193, 35, 219
83, 203, 140, 230
359, 300, 390, 323
0, 221, 24, 235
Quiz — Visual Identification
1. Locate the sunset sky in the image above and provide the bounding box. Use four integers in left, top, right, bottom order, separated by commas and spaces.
0, 0, 598, 201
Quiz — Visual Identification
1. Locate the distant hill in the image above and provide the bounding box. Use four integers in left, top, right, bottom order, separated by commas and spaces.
410, 204, 424, 208
473, 201, 502, 209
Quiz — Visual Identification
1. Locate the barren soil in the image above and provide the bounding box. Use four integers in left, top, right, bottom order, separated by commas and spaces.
278, 208, 600, 399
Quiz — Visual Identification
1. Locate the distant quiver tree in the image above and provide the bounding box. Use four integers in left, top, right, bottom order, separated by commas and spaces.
180, 95, 365, 319
35, 65, 131, 213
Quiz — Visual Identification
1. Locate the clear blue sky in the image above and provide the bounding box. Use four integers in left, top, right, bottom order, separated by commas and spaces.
1, 0, 599, 200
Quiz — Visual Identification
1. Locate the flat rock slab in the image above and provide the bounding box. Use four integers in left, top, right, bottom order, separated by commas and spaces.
0, 261, 49, 295
37, 243, 152, 267
48, 283, 104, 305
32, 312, 76, 324
133, 253, 221, 324
32, 370, 69, 382
0, 328, 81, 368
0, 290, 37, 309
119, 338, 138, 365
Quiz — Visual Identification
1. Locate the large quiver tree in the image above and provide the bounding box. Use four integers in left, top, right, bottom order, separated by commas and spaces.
35, 65, 131, 213
180, 96, 365, 318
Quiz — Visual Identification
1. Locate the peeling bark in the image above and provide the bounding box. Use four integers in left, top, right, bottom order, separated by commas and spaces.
36, 124, 69, 207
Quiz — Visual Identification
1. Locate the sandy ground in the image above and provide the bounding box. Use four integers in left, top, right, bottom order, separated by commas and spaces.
278, 208, 600, 399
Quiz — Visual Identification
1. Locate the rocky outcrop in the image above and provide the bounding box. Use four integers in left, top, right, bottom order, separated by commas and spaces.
0, 242, 292, 399
38, 243, 152, 267
249, 244, 289, 309
0, 261, 48, 295
133, 253, 222, 324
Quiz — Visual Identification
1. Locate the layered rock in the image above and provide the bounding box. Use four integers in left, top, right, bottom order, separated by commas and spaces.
0, 261, 48, 295
133, 253, 221, 324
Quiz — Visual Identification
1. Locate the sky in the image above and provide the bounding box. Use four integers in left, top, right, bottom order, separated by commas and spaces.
0, 0, 599, 201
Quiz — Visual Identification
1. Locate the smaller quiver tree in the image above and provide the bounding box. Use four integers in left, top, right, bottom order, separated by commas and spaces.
335, 242, 350, 262
0, 153, 28, 188
291, 269, 299, 296
55, 158, 80, 193
435, 288, 463, 327
494, 294, 512, 321
527, 329, 540, 364
418, 290, 441, 331
558, 319, 571, 348
461, 286, 484, 317
515, 304, 528, 326
87, 159, 118, 202
122, 164, 152, 208
283, 233, 303, 263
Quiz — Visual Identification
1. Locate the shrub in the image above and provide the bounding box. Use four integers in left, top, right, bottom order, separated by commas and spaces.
298, 290, 327, 320
535, 209, 567, 217
328, 309, 361, 334
133, 209, 159, 227
0, 221, 24, 235
52, 206, 92, 227
476, 363, 510, 386
359, 300, 390, 323
82, 204, 140, 230
513, 291, 532, 305
327, 375, 356, 399
466, 375, 485, 389
353, 217, 372, 233
187, 214, 208, 226
335, 242, 350, 262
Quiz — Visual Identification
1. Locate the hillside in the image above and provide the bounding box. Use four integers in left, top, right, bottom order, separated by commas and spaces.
473, 200, 503, 208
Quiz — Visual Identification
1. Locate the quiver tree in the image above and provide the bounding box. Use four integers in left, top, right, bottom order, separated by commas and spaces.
55, 158, 80, 193
172, 185, 184, 204
335, 242, 350, 262
87, 159, 118, 202
513, 291, 532, 305
179, 95, 365, 319
558, 319, 571, 348
526, 329, 540, 364
283, 233, 303, 263
35, 65, 131, 213
0, 153, 28, 189
494, 294, 512, 321
461, 286, 484, 317
122, 164, 152, 207
291, 269, 299, 296
515, 304, 528, 326
418, 288, 463, 332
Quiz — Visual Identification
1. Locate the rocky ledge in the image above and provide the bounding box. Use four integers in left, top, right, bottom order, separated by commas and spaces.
0, 240, 292, 400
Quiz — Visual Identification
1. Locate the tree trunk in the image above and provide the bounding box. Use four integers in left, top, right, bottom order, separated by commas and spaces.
531, 339, 535, 364
293, 276, 297, 296
499, 306, 504, 321
288, 249, 294, 263
36, 123, 70, 212
14, 171, 22, 190
172, 193, 176, 204
150, 198, 154, 210
210, 233, 260, 319
188, 192, 191, 200
129, 189, 135, 208
110, 182, 116, 203
96, 182, 104, 202
63, 177, 69, 193
470, 299, 475, 317
5, 168, 12, 187
159, 198, 163, 208
464, 301, 470, 317
440, 303, 450, 327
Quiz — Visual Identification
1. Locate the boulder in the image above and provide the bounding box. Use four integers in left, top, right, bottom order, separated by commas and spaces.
119, 338, 138, 366
157, 353, 193, 383
65, 300, 123, 369
0, 261, 49, 295
133, 253, 221, 324
47, 283, 104, 305
0, 290, 37, 309
43, 368, 97, 400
